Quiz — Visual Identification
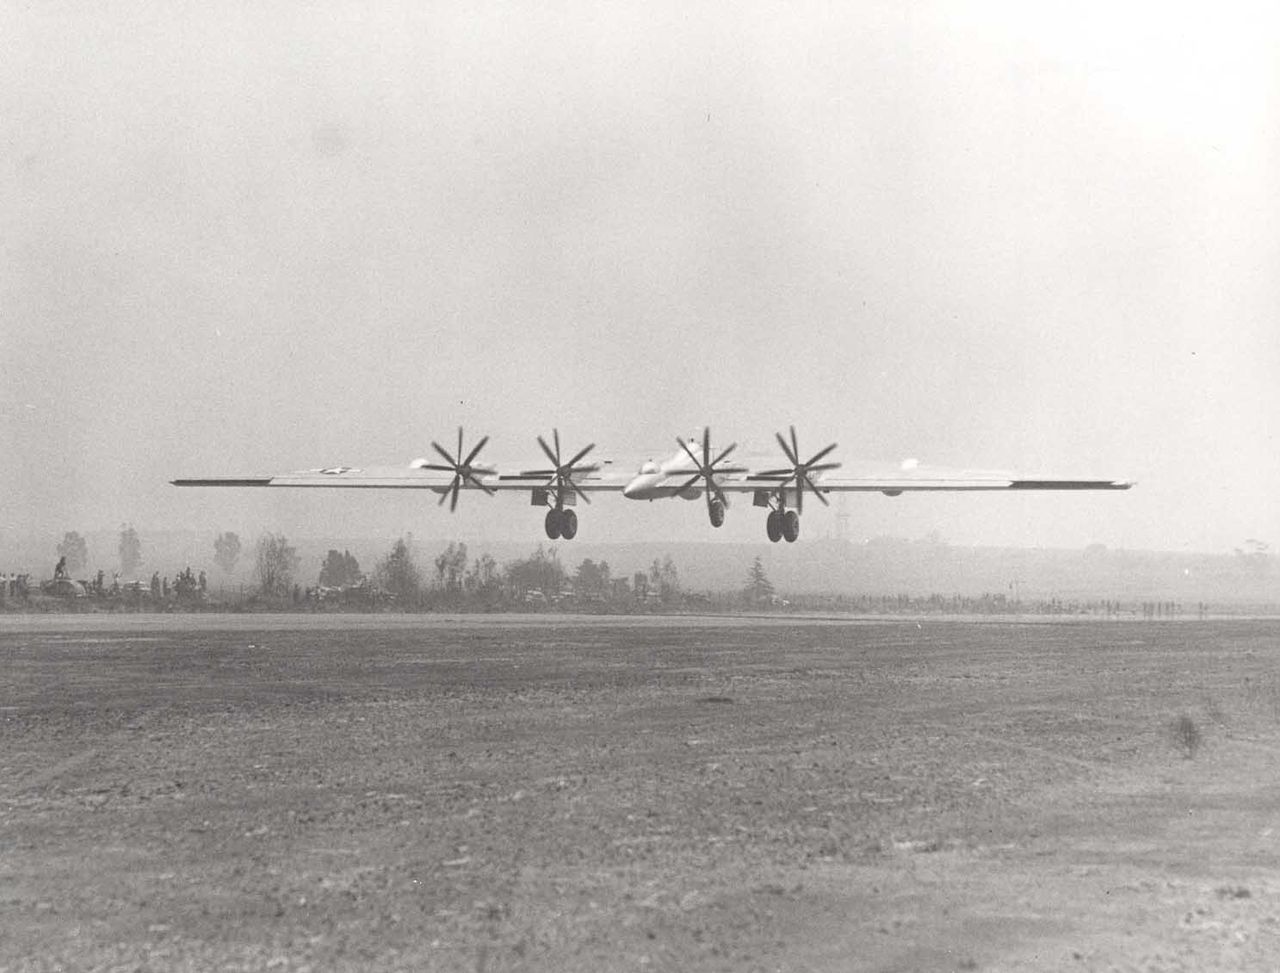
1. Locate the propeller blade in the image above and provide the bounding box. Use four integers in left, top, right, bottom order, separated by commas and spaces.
678, 437, 702, 469
706, 475, 728, 507
702, 427, 711, 465
710, 442, 738, 467
775, 431, 798, 465
804, 442, 838, 468
420, 464, 459, 472
462, 434, 490, 468
790, 426, 800, 465
449, 477, 461, 512
568, 477, 592, 505
437, 476, 457, 506
565, 442, 596, 470
553, 428, 561, 463
431, 441, 458, 467
536, 435, 558, 468
674, 473, 701, 495
464, 472, 496, 496
457, 427, 464, 466
754, 468, 795, 478
806, 462, 842, 474
800, 472, 830, 505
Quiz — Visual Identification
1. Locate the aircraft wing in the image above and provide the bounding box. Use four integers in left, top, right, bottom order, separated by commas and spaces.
722, 461, 1132, 495
172, 463, 632, 493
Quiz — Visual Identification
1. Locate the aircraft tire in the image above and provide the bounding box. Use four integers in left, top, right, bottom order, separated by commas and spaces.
545, 508, 562, 540
561, 508, 578, 540
766, 510, 783, 543
709, 499, 726, 528
782, 510, 800, 543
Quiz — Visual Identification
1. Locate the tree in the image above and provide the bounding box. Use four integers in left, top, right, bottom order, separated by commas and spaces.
118, 524, 142, 578
743, 556, 775, 605
57, 532, 89, 577
656, 555, 681, 603
505, 546, 566, 597
573, 558, 611, 598
464, 552, 500, 595
254, 533, 299, 597
433, 541, 468, 591
377, 537, 422, 603
214, 532, 242, 575
318, 549, 362, 587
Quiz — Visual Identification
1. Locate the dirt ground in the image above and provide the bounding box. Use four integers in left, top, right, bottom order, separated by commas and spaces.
3, 615, 1280, 972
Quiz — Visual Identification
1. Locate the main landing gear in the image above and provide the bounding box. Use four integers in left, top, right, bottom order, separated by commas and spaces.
765, 509, 800, 543
709, 498, 726, 528
757, 426, 840, 545
672, 428, 745, 531
529, 429, 597, 542
544, 507, 578, 540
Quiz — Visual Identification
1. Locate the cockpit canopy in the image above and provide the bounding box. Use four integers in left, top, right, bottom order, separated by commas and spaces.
639, 461, 659, 475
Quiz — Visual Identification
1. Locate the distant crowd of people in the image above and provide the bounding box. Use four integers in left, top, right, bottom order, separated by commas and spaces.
0, 572, 31, 599
149, 567, 207, 599
0, 561, 209, 603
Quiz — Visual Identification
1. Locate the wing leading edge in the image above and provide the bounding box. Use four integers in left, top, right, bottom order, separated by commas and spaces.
722, 472, 1133, 494
172, 466, 630, 492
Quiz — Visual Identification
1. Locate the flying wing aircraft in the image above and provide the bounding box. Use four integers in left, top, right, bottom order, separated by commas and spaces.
173, 426, 1132, 543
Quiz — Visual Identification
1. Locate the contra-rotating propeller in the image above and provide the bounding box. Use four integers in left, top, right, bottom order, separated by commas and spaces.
753, 426, 841, 513
522, 429, 598, 505
672, 427, 749, 522
420, 427, 496, 511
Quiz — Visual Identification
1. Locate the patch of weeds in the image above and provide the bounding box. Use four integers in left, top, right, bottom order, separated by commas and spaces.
1171, 714, 1202, 759
1216, 885, 1252, 899
1203, 696, 1227, 728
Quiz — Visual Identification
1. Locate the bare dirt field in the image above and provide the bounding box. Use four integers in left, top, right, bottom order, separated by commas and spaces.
3, 615, 1280, 972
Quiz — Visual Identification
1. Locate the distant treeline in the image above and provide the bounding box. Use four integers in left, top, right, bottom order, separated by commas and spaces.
4, 529, 1275, 617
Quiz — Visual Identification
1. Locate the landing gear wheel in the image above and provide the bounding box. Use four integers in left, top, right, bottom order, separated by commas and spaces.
766, 510, 783, 543
782, 509, 800, 543
560, 508, 578, 540
709, 499, 726, 528
544, 508, 562, 540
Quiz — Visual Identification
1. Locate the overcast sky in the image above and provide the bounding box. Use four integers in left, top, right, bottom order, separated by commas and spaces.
3, 1, 1277, 553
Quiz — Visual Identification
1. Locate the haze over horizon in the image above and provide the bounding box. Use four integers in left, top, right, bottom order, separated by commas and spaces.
4, 2, 1277, 555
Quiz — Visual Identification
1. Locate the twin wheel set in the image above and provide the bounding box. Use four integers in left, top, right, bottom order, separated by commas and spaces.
765, 508, 803, 543
710, 498, 805, 543
542, 498, 802, 542
543, 507, 579, 540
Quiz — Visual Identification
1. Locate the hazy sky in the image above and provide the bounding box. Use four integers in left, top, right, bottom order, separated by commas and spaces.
3, 1, 1277, 553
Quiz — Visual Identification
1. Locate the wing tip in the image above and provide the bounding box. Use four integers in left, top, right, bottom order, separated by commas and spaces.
1009, 478, 1135, 491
